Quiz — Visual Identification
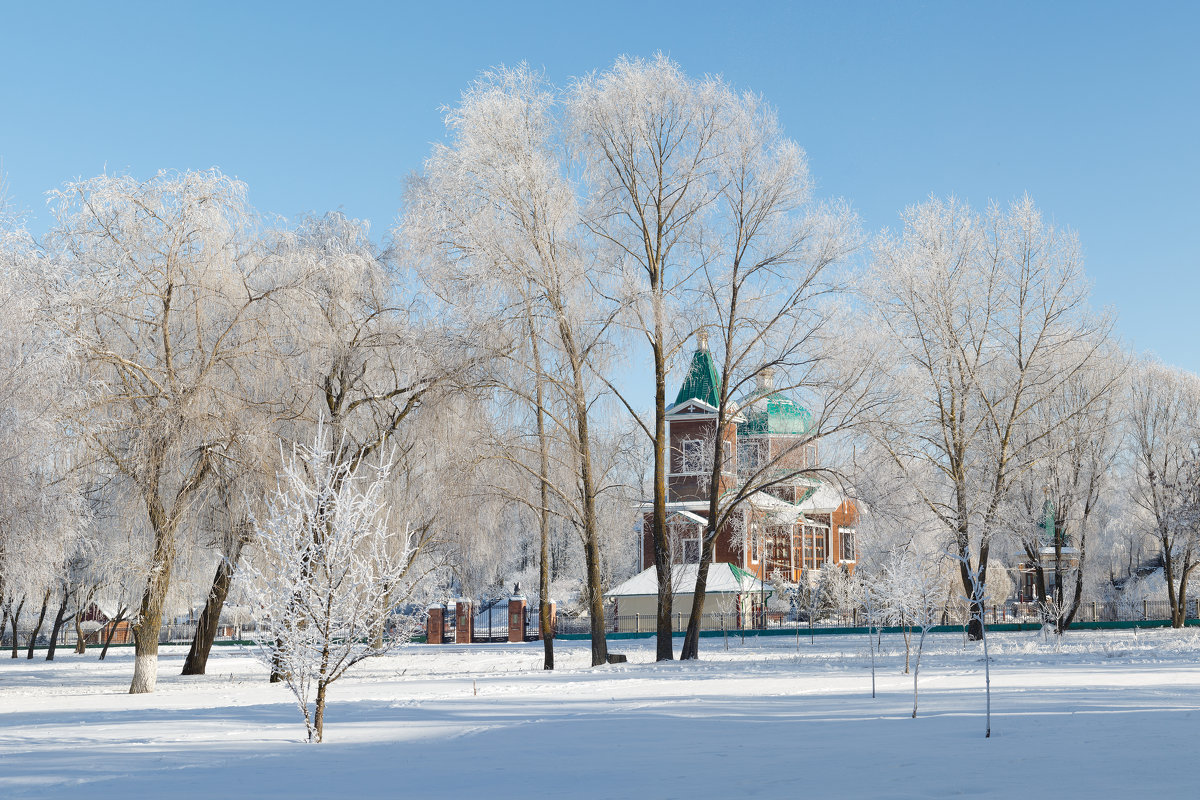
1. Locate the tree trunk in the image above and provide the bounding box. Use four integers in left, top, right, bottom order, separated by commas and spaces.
960, 553, 988, 641
1173, 575, 1189, 628
912, 629, 927, 718
530, 315, 554, 671
312, 681, 327, 743
572, 386, 608, 668
74, 610, 87, 654
552, 310, 609, 668
270, 641, 286, 683
652, 356, 673, 661
45, 592, 71, 661
99, 609, 127, 660
26, 588, 51, 659
130, 499, 185, 693
683, 415, 731, 661
681, 535, 716, 660
73, 586, 96, 655
9, 597, 24, 658
182, 541, 244, 675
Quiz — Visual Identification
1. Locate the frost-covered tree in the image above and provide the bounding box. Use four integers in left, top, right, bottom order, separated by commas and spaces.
50, 169, 278, 692
239, 424, 422, 743
1127, 359, 1200, 627
570, 54, 727, 661
0, 182, 86, 659
679, 85, 877, 660
865, 195, 1112, 639
406, 65, 623, 667
879, 547, 944, 719
1006, 344, 1124, 633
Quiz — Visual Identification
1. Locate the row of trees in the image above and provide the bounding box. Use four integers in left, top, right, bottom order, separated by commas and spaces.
1, 55, 1198, 711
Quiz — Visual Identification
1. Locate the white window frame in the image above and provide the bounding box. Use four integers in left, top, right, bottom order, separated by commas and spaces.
839, 527, 856, 563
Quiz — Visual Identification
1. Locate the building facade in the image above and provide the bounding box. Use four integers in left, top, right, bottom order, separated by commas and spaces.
636, 338, 857, 588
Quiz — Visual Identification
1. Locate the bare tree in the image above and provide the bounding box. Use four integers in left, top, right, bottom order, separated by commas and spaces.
570, 54, 729, 661
864, 195, 1112, 639
879, 546, 944, 719
51, 169, 277, 692
239, 424, 421, 743
679, 87, 873, 659
1007, 345, 1124, 633
407, 65, 625, 666
1127, 358, 1200, 627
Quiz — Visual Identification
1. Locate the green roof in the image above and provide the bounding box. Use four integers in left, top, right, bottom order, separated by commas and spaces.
675, 347, 721, 407
737, 390, 812, 436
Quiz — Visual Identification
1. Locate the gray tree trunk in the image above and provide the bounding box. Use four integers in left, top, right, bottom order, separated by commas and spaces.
99, 608, 127, 660
45, 592, 71, 661
182, 541, 244, 675
9, 597, 23, 658
26, 588, 51, 659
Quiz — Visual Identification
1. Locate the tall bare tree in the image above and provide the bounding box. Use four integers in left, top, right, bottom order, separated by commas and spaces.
1007, 344, 1124, 632
680, 92, 871, 659
570, 54, 727, 660
865, 195, 1112, 639
51, 169, 276, 692
406, 65, 622, 666
1127, 358, 1200, 627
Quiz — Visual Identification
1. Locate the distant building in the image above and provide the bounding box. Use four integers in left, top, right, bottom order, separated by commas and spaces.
613, 335, 857, 624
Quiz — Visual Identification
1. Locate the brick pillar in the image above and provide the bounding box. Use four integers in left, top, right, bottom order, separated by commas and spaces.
426, 604, 446, 644
455, 599, 473, 644
508, 595, 526, 643
546, 600, 557, 639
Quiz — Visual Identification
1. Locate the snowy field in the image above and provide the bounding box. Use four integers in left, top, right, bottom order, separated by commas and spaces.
3, 629, 1200, 799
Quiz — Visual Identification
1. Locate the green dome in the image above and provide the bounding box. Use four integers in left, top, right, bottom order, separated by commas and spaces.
737, 390, 812, 435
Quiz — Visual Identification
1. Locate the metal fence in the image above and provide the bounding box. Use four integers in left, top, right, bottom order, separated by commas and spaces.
1, 621, 248, 651
551, 598, 1200, 637
434, 606, 547, 643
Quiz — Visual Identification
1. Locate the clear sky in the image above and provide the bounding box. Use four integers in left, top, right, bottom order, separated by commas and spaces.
2, 1, 1197, 372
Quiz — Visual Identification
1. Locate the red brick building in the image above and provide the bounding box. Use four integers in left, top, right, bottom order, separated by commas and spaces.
635, 338, 857, 589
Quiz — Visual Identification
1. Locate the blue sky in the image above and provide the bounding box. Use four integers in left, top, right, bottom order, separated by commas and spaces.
2, 2, 1197, 372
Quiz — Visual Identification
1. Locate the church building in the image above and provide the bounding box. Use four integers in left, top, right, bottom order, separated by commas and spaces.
608, 335, 857, 625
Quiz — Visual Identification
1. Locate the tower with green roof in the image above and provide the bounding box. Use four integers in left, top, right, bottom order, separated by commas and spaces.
674, 330, 721, 408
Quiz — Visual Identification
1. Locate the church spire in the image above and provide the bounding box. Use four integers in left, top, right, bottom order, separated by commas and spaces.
674, 330, 720, 407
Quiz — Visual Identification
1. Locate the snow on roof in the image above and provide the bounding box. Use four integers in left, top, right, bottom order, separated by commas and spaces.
795, 482, 845, 514
665, 397, 719, 417
746, 491, 807, 525
636, 500, 711, 516
667, 508, 708, 525
605, 563, 770, 598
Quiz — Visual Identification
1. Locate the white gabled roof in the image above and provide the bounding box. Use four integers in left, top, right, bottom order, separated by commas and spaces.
637, 500, 711, 515
605, 563, 769, 598
666, 397, 718, 417
667, 508, 708, 526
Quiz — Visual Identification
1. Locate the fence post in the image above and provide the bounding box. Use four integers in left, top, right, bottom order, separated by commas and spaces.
455, 599, 473, 644
634, 613, 640, 634
508, 594, 526, 643
1143, 599, 1148, 620
426, 604, 445, 645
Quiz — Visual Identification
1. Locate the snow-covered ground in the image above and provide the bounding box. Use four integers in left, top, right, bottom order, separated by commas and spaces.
3, 629, 1199, 798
